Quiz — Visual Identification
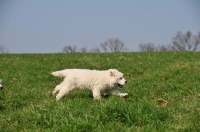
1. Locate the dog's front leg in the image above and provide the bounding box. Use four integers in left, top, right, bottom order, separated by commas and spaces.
106, 88, 128, 97
92, 88, 101, 99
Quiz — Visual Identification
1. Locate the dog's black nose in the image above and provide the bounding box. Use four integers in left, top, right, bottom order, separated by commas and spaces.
0, 87, 3, 90
125, 81, 127, 84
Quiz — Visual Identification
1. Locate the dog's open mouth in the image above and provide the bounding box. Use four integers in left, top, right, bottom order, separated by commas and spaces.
118, 84, 123, 89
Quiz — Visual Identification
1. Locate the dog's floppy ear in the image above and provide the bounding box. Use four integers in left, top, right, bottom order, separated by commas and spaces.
109, 69, 115, 77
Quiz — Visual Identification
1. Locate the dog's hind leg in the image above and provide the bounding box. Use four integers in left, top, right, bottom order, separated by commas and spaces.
56, 85, 74, 101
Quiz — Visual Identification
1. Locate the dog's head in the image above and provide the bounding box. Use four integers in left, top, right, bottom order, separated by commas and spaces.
109, 69, 127, 89
0, 79, 3, 90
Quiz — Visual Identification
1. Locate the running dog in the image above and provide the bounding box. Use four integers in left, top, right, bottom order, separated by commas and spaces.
51, 69, 128, 101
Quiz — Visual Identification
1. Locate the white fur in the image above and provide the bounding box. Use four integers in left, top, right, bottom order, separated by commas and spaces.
51, 69, 128, 101
0, 79, 3, 90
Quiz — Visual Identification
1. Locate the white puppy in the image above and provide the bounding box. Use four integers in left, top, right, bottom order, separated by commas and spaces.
0, 79, 3, 90
52, 69, 128, 101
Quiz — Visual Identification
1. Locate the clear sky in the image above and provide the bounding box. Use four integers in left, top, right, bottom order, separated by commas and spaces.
0, 0, 200, 53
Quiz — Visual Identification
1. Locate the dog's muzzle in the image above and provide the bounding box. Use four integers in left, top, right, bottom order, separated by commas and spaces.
118, 81, 127, 89
118, 84, 123, 89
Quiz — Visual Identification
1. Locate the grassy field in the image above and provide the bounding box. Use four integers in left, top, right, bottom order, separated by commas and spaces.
0, 52, 200, 131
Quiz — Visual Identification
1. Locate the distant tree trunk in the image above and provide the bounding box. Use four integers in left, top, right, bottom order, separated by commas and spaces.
0, 45, 9, 53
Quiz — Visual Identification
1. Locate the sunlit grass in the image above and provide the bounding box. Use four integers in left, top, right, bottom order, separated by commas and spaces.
0, 52, 200, 131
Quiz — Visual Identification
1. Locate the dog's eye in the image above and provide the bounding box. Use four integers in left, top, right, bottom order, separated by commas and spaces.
119, 77, 123, 80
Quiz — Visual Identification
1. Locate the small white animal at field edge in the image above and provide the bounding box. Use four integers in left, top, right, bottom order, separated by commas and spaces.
0, 79, 3, 90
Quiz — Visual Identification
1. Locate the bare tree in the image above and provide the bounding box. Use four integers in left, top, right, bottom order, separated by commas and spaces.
100, 38, 127, 52
139, 42, 157, 52
89, 47, 100, 53
80, 46, 87, 53
157, 44, 173, 52
171, 31, 200, 51
193, 32, 200, 51
108, 38, 125, 52
0, 45, 9, 54
63, 45, 77, 53
157, 45, 168, 52
100, 42, 108, 53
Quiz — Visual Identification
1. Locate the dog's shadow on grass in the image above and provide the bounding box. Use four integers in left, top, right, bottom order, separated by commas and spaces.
48, 89, 128, 101
49, 91, 115, 100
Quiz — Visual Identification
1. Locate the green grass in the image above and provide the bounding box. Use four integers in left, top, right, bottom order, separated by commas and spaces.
0, 52, 200, 131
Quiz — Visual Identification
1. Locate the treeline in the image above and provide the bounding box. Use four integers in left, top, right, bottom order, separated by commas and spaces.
63, 30, 200, 53
62, 38, 127, 53
0, 30, 199, 54
139, 31, 200, 52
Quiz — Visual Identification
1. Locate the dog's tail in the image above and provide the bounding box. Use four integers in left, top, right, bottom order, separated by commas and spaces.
51, 70, 67, 77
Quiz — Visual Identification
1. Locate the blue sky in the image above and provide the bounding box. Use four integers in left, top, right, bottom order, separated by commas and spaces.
0, 0, 200, 53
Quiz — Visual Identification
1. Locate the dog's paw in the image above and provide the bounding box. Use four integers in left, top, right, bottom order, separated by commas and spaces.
118, 93, 128, 98
52, 90, 57, 95
94, 96, 102, 100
